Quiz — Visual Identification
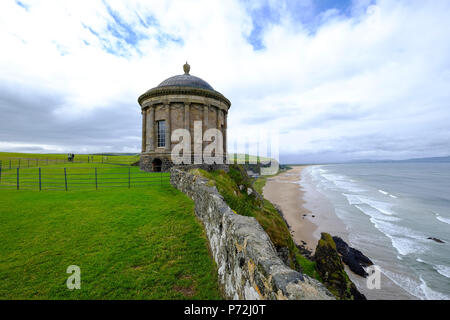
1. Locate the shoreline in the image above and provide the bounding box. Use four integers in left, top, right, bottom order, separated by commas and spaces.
262, 165, 416, 300
262, 165, 347, 252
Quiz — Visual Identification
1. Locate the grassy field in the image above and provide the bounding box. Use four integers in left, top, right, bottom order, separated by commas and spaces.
0, 186, 221, 299
0, 152, 140, 168
0, 163, 169, 191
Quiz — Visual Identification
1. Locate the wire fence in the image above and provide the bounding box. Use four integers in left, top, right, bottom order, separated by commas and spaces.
0, 155, 139, 169
0, 166, 169, 191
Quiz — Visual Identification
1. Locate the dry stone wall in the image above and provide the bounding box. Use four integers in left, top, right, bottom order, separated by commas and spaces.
170, 168, 334, 300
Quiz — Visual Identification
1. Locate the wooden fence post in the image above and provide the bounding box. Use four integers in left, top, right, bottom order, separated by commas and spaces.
17, 168, 19, 190
64, 168, 68, 191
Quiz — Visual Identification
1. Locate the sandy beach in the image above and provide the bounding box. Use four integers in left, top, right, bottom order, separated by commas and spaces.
263, 165, 416, 300
263, 165, 348, 253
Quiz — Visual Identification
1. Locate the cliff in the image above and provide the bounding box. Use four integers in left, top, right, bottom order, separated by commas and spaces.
170, 167, 334, 300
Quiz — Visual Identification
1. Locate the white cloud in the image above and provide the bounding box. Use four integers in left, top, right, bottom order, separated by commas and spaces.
0, 0, 449, 161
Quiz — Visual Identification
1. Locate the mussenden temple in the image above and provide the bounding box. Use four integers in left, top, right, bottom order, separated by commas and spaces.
138, 62, 231, 172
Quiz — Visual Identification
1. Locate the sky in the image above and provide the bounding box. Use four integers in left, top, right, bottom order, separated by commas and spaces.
0, 0, 449, 163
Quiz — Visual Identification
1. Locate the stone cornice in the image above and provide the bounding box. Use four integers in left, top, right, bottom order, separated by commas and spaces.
138, 86, 231, 109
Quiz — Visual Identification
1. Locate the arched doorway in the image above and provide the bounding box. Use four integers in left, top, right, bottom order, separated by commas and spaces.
152, 158, 162, 172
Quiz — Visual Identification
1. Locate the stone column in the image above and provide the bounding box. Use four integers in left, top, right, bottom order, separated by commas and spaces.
203, 105, 209, 130
216, 108, 220, 129
166, 103, 171, 151
184, 102, 191, 163
217, 108, 222, 160
146, 105, 155, 152
224, 110, 227, 155
184, 102, 190, 130
141, 109, 147, 152
203, 105, 209, 150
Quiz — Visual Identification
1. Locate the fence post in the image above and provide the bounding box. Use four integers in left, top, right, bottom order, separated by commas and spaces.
39, 168, 41, 191
95, 168, 98, 190
17, 168, 19, 190
128, 168, 131, 188
64, 168, 68, 191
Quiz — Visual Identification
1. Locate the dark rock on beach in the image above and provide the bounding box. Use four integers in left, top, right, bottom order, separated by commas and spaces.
296, 243, 313, 260
427, 237, 445, 243
332, 236, 373, 277
314, 233, 366, 300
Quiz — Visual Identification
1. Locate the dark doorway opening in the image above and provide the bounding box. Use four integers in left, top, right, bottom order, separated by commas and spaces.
152, 158, 162, 172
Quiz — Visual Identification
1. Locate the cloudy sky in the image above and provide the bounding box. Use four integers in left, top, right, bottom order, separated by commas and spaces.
1, 0, 449, 163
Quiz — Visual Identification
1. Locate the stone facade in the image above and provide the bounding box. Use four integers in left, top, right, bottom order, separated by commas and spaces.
170, 168, 334, 300
138, 63, 231, 172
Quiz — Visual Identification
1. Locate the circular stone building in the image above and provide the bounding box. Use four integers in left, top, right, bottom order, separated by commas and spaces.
138, 63, 231, 172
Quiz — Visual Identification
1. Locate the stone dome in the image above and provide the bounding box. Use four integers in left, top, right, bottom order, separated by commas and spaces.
138, 62, 230, 108
157, 74, 214, 91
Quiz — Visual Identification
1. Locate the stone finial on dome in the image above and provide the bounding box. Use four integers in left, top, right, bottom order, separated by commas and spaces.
183, 61, 190, 74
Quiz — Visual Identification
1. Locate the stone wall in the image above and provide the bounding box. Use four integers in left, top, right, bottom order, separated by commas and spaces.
140, 153, 173, 172
170, 168, 334, 300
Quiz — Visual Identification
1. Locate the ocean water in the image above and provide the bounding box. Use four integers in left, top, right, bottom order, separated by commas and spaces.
303, 163, 450, 300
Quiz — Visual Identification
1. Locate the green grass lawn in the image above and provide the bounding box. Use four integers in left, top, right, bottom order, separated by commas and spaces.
0, 186, 221, 299
0, 163, 169, 191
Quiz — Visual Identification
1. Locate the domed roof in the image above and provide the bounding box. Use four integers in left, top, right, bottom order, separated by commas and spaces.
138, 62, 230, 108
157, 74, 214, 91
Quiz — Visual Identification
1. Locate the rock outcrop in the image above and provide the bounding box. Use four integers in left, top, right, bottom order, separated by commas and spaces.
332, 236, 373, 277
314, 233, 366, 300
427, 237, 445, 243
170, 168, 334, 300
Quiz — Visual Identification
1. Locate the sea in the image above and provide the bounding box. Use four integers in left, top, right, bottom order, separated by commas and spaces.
302, 162, 450, 300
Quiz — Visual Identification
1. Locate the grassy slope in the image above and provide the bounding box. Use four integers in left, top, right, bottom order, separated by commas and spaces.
0, 186, 220, 299
194, 165, 320, 280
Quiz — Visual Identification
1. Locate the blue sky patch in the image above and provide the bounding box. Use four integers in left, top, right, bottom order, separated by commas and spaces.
15, 0, 29, 11
82, 1, 183, 57
103, 1, 147, 47
243, 0, 372, 50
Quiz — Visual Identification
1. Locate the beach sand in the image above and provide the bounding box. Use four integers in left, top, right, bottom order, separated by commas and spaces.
263, 165, 347, 252
263, 165, 416, 300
